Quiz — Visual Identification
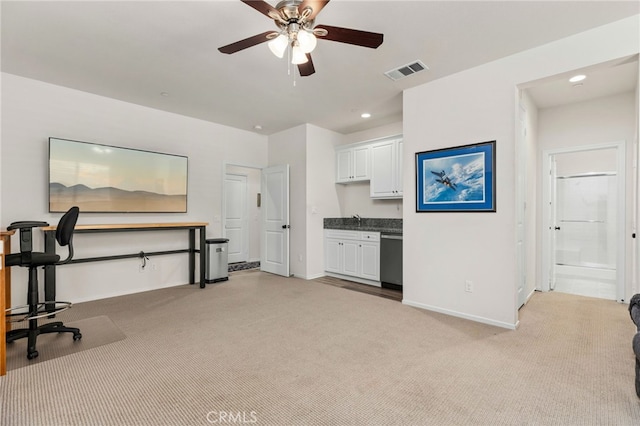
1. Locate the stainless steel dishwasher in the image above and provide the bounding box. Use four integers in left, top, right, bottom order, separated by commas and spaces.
380, 233, 402, 290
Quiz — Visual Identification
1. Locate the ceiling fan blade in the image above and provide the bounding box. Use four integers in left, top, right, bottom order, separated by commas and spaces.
298, 54, 315, 76
314, 25, 383, 49
241, 0, 280, 19
218, 31, 276, 54
298, 0, 330, 20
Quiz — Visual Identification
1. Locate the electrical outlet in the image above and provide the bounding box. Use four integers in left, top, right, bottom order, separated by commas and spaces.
465, 280, 473, 293
298, 254, 303, 262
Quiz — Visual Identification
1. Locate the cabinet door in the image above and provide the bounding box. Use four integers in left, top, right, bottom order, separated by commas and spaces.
352, 145, 371, 181
359, 241, 380, 281
395, 139, 403, 197
341, 240, 360, 276
336, 149, 353, 183
370, 141, 396, 198
325, 238, 342, 273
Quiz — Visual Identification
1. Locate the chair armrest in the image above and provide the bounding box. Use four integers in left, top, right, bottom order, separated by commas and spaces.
7, 221, 49, 231
7, 221, 50, 253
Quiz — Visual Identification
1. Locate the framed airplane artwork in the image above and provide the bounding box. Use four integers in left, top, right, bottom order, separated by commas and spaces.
415, 140, 496, 212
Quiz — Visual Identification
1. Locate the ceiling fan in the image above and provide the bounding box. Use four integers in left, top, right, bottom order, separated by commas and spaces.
218, 0, 384, 77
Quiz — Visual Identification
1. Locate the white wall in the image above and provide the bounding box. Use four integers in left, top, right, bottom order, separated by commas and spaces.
267, 124, 342, 280
306, 125, 342, 279
635, 66, 640, 297
403, 16, 639, 329
342, 122, 404, 145
268, 125, 307, 278
246, 167, 262, 262
1, 73, 268, 305
537, 92, 636, 151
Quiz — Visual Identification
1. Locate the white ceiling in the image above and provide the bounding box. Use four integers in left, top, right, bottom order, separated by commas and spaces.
526, 56, 638, 109
2, 1, 638, 136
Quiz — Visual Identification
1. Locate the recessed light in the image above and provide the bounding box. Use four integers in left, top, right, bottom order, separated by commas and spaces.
160, 92, 170, 97
253, 124, 263, 130
361, 113, 371, 119
569, 75, 586, 83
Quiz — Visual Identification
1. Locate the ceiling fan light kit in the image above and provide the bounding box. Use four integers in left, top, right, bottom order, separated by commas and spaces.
268, 33, 289, 58
291, 42, 309, 64
218, 0, 384, 77
296, 29, 317, 53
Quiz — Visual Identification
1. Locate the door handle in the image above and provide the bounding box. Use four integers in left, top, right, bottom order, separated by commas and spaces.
281, 225, 290, 229
554, 226, 561, 230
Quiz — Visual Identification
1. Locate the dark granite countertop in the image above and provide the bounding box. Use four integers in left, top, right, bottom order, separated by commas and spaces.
324, 217, 402, 234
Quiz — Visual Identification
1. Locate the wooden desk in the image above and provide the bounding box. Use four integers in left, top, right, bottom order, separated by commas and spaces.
42, 222, 208, 306
1, 230, 15, 376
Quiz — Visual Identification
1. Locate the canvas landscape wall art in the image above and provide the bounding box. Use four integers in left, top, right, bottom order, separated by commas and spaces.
49, 138, 188, 213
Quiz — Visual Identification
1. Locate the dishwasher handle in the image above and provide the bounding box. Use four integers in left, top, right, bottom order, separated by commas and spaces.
381, 234, 403, 240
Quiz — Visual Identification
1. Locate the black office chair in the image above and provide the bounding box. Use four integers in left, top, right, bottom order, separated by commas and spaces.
5, 206, 82, 359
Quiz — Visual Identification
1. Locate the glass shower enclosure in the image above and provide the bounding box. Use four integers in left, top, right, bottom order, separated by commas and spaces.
551, 149, 618, 300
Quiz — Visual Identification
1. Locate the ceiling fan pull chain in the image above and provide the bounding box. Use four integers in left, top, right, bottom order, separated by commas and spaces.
287, 41, 296, 86
290, 43, 297, 86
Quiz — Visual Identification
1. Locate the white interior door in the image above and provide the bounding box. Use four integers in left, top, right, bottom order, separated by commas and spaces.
224, 173, 248, 264
260, 164, 290, 277
549, 156, 558, 290
516, 106, 527, 308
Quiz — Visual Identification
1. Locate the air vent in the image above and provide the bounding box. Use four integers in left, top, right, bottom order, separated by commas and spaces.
384, 60, 428, 81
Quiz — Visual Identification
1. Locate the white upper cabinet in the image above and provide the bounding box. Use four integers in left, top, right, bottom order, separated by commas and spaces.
335, 144, 371, 183
370, 138, 403, 199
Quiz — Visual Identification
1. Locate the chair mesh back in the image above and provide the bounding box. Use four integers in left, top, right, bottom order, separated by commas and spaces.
56, 206, 79, 247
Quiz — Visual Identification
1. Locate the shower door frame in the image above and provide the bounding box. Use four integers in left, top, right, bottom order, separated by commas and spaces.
541, 141, 626, 302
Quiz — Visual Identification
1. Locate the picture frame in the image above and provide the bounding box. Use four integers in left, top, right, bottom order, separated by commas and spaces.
415, 140, 496, 212
49, 137, 188, 213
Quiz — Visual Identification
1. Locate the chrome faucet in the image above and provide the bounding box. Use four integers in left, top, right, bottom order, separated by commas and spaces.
352, 214, 361, 226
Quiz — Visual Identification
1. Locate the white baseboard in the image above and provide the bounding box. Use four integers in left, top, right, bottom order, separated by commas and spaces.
292, 272, 325, 280
306, 272, 326, 280
402, 299, 518, 330
325, 272, 381, 287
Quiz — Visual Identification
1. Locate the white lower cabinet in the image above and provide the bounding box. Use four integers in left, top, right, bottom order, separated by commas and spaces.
341, 240, 360, 277
324, 229, 380, 286
359, 240, 380, 281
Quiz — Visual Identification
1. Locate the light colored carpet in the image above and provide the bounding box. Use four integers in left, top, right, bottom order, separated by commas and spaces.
6, 315, 126, 371
1, 271, 638, 425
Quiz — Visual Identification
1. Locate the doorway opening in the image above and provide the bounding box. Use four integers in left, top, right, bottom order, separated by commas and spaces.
542, 143, 626, 301
223, 164, 262, 270
222, 163, 291, 277
516, 56, 638, 323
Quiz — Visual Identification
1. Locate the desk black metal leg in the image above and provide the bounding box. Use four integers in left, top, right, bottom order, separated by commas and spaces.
189, 229, 195, 285
199, 226, 206, 288
44, 231, 57, 313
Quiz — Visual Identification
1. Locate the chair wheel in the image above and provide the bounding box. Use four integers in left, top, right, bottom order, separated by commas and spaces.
73, 333, 82, 341
27, 350, 39, 360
